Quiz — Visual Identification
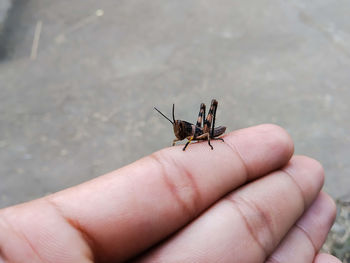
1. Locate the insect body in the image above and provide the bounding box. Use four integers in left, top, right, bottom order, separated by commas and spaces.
154, 99, 226, 151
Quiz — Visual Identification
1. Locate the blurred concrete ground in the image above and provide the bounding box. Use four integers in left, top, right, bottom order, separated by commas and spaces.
0, 0, 11, 32
0, 0, 350, 208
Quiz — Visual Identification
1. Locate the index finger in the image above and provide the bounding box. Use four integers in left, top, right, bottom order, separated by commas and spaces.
0, 124, 293, 262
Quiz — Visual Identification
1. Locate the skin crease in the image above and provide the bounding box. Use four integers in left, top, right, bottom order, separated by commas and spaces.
0, 124, 341, 263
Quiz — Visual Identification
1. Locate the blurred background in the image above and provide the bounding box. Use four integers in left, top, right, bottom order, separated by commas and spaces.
0, 0, 349, 260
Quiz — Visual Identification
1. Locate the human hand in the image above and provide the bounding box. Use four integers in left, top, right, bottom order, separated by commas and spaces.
0, 125, 340, 263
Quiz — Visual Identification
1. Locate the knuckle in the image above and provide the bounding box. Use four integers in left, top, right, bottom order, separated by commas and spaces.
149, 152, 202, 219
225, 194, 276, 255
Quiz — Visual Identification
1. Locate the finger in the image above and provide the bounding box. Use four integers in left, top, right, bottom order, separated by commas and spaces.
51, 124, 293, 261
266, 192, 337, 263
136, 156, 324, 263
314, 253, 342, 263
0, 201, 93, 263
0, 124, 293, 262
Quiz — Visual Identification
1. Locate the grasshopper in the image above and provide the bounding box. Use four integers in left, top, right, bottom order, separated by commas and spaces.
154, 99, 226, 151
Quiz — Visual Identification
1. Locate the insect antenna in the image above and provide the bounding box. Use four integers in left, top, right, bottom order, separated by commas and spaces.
172, 104, 175, 123
154, 107, 174, 124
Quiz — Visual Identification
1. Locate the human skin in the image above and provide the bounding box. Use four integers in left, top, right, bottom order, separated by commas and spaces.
0, 124, 340, 263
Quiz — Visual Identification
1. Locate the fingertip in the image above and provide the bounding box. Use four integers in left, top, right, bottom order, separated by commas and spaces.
298, 155, 325, 186
256, 124, 295, 159
265, 192, 338, 263
296, 191, 337, 250
315, 253, 342, 263
318, 191, 337, 226
237, 123, 294, 155
226, 124, 294, 178
283, 155, 325, 208
270, 124, 294, 162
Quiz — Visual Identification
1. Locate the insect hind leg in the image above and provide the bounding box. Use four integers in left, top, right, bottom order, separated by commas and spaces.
210, 99, 218, 138
196, 103, 206, 128
204, 99, 218, 135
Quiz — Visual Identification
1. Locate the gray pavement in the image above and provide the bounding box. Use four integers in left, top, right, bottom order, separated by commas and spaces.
0, 0, 350, 208
0, 0, 11, 24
